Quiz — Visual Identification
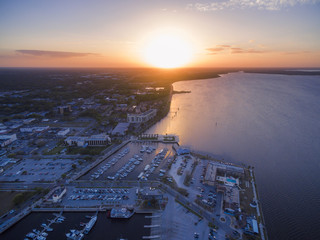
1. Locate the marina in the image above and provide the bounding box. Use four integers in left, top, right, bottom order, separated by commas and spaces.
1, 212, 151, 240
24, 212, 64, 240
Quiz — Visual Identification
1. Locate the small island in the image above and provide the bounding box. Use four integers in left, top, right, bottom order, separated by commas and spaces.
173, 90, 191, 94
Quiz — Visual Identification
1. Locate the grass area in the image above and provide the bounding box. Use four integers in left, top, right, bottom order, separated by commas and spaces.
163, 136, 176, 142
175, 198, 203, 219
194, 198, 214, 212
184, 158, 198, 186
239, 170, 256, 216
13, 188, 49, 206
67, 146, 107, 155
0, 191, 20, 215
43, 146, 65, 155
161, 177, 189, 197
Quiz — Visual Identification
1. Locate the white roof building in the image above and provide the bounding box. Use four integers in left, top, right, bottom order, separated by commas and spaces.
112, 123, 130, 136
127, 109, 157, 123
0, 134, 17, 147
57, 128, 70, 136
64, 133, 110, 147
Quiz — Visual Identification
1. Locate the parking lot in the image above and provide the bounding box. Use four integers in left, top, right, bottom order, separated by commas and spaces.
167, 155, 222, 214
0, 158, 74, 183
80, 142, 175, 181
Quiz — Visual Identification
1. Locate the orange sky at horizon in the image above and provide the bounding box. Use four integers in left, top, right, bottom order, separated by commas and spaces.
1, 0, 320, 68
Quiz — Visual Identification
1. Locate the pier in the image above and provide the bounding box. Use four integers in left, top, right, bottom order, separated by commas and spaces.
144, 224, 160, 228
25, 211, 64, 240
142, 235, 161, 239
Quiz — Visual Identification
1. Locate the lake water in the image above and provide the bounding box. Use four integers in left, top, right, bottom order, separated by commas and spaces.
147, 72, 320, 240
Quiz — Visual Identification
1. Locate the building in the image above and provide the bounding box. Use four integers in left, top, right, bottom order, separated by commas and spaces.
127, 109, 157, 123
111, 123, 130, 136
22, 118, 36, 124
20, 126, 49, 133
64, 134, 111, 147
244, 217, 259, 235
86, 134, 111, 146
64, 136, 86, 147
176, 147, 190, 155
57, 128, 70, 137
0, 134, 17, 147
58, 105, 72, 114
49, 187, 67, 203
203, 162, 244, 186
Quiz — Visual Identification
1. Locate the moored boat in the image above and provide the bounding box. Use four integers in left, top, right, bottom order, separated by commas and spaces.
84, 215, 97, 234
108, 207, 134, 219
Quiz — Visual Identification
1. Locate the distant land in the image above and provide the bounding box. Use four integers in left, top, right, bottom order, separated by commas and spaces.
1, 67, 320, 90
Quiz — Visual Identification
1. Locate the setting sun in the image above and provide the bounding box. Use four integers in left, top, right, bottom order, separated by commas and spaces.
142, 32, 193, 68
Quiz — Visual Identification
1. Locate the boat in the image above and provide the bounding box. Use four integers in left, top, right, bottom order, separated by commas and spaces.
26, 232, 36, 238
36, 236, 46, 240
109, 207, 134, 219
66, 230, 84, 240
84, 215, 97, 234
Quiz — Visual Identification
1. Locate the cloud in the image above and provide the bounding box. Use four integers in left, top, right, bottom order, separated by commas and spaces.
206, 47, 225, 52
206, 45, 270, 54
16, 50, 97, 58
216, 44, 231, 48
231, 48, 268, 54
282, 50, 311, 55
187, 0, 320, 11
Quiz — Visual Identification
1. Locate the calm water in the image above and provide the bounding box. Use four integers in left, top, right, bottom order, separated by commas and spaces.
147, 72, 320, 240
1, 212, 150, 240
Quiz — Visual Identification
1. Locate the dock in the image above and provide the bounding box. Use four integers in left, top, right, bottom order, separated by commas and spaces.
142, 235, 161, 239
144, 225, 160, 228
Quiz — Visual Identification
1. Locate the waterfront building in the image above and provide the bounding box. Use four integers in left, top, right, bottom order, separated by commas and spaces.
111, 122, 130, 136
127, 109, 157, 123
64, 134, 111, 147
244, 217, 259, 235
204, 162, 244, 186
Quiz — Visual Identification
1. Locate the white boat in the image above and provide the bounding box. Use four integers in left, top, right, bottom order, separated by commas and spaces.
84, 215, 97, 234
66, 230, 84, 240
109, 207, 134, 219
36, 236, 46, 240
26, 232, 36, 238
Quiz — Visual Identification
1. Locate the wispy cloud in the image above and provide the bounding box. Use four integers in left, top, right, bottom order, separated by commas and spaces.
282, 50, 311, 55
187, 0, 320, 11
16, 50, 98, 58
206, 47, 225, 52
206, 45, 269, 54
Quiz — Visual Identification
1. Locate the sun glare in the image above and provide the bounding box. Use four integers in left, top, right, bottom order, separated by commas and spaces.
142, 31, 193, 68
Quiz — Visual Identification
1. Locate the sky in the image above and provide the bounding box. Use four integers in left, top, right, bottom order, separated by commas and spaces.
0, 0, 320, 68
